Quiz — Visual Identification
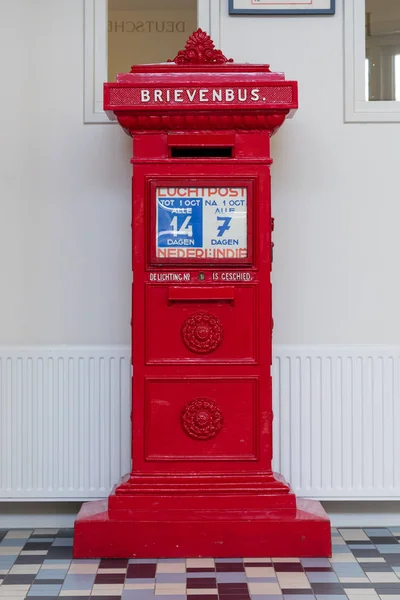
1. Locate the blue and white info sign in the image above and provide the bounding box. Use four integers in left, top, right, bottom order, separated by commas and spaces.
156, 187, 247, 260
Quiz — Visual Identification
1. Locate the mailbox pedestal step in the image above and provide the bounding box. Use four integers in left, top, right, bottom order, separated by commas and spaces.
73, 498, 331, 558
109, 472, 297, 512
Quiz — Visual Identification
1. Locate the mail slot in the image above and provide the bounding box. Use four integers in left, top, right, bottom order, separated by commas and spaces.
74, 29, 331, 560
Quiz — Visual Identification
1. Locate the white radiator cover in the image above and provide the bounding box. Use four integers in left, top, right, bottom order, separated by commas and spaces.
0, 347, 131, 500
1, 346, 399, 501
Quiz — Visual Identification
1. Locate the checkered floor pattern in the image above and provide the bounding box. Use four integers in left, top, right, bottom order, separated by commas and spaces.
1, 528, 400, 599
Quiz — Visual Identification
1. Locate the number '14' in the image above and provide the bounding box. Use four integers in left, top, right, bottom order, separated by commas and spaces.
171, 216, 193, 237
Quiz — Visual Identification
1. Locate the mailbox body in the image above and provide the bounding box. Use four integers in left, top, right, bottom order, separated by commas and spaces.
73, 31, 331, 558
129, 131, 274, 483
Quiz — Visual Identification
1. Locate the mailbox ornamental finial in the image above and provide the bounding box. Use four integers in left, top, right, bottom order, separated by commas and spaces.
169, 28, 234, 65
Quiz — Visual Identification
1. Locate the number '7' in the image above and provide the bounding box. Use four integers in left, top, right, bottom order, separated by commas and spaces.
217, 216, 232, 237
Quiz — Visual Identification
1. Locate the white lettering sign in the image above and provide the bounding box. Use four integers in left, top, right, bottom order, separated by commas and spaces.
212, 272, 252, 281
149, 272, 191, 282
139, 88, 260, 104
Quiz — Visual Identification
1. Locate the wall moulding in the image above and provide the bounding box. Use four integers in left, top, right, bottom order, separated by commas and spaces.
344, 0, 400, 123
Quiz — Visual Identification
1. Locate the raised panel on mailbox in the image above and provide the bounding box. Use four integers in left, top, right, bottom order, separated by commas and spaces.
144, 377, 260, 463
145, 283, 258, 364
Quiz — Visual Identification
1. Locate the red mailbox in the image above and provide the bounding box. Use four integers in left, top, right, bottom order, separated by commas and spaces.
74, 30, 331, 558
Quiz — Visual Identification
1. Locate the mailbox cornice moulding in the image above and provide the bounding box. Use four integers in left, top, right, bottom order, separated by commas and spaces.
103, 29, 298, 135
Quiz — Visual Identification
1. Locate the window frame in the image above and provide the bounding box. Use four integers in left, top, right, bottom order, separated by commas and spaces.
344, 0, 400, 122
84, 0, 218, 123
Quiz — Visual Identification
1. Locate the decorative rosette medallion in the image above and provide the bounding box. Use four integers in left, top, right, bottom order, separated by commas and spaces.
181, 398, 223, 441
181, 312, 223, 354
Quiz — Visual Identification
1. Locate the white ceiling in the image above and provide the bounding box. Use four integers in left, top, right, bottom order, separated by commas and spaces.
109, 0, 196, 10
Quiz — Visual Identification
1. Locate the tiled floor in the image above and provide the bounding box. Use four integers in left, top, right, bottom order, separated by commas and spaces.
1, 528, 400, 599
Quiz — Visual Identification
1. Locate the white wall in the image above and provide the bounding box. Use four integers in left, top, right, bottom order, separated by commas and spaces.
2, 0, 400, 508
220, 1, 400, 345
0, 0, 132, 345
1, 0, 400, 348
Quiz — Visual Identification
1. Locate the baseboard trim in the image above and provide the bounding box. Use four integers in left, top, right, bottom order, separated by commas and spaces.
1, 501, 400, 529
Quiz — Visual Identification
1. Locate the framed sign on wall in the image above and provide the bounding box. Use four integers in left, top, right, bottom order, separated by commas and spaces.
229, 0, 335, 15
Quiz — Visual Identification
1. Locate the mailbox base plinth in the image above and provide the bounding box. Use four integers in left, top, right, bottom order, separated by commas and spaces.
73, 497, 331, 558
